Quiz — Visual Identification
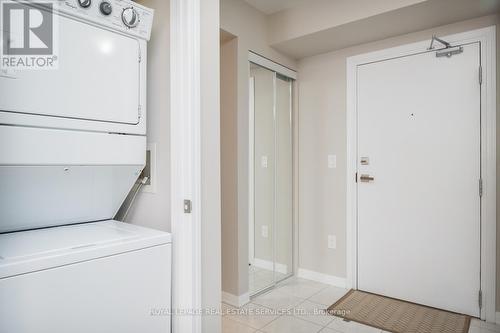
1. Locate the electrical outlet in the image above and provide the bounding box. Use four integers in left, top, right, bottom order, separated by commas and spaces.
328, 155, 337, 169
262, 225, 268, 238
328, 235, 336, 249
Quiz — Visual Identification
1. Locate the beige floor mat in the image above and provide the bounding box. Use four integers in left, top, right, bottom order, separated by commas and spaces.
327, 289, 471, 333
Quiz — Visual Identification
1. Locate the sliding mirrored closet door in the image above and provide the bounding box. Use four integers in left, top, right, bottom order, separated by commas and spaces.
249, 60, 294, 296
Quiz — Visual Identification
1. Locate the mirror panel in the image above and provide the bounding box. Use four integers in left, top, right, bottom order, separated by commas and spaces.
249, 62, 294, 295
275, 74, 293, 283
250, 64, 275, 294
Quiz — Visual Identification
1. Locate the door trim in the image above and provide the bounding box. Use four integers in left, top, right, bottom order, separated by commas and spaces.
249, 76, 256, 266
249, 51, 298, 80
346, 26, 496, 322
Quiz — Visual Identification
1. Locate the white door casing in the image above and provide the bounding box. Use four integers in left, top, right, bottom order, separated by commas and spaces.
249, 76, 255, 265
346, 27, 496, 322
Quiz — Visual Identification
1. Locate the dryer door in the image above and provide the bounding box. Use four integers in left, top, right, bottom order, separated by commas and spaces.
0, 11, 141, 126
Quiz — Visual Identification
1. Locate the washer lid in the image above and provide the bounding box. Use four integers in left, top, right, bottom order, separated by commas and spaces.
0, 221, 171, 279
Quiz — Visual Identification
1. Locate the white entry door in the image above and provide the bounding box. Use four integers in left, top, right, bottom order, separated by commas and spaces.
357, 43, 481, 317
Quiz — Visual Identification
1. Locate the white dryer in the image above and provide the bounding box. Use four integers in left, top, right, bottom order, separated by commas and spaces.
0, 1, 171, 332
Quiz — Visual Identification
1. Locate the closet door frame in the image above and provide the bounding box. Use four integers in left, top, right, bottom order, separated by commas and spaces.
248, 52, 297, 296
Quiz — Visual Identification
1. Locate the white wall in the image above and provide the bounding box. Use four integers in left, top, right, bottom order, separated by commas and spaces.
297, 14, 500, 293
201, 0, 222, 330
126, 0, 171, 232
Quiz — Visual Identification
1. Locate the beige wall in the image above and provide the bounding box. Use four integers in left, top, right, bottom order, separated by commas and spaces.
126, 0, 171, 232
220, 0, 297, 69
221, 36, 239, 296
298, 14, 500, 310
220, 0, 297, 297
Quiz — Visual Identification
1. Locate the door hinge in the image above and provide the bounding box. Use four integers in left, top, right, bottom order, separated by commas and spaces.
138, 48, 142, 63
184, 199, 192, 214
138, 105, 142, 119
479, 65, 482, 85
479, 290, 483, 309
355, 172, 358, 183
479, 178, 483, 197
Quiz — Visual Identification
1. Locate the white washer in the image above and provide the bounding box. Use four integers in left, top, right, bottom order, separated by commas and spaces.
0, 221, 171, 333
0, 1, 171, 332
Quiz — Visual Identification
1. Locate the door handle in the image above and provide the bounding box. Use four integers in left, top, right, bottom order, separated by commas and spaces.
360, 174, 375, 182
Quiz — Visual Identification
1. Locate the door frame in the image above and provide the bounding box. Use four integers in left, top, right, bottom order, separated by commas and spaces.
170, 0, 221, 331
346, 26, 496, 322
249, 76, 255, 266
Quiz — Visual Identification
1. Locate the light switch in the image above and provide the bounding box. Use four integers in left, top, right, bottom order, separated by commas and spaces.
328, 155, 337, 169
262, 225, 268, 238
328, 235, 336, 249
261, 155, 268, 168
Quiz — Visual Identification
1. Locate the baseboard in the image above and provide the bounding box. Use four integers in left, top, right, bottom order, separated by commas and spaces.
496, 312, 500, 325
221, 291, 250, 308
297, 268, 347, 288
252, 258, 289, 275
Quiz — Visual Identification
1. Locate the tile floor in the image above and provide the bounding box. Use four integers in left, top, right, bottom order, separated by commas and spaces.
249, 265, 287, 295
222, 277, 500, 333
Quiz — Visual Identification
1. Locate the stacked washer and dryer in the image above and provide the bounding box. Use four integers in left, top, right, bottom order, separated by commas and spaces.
0, 1, 172, 332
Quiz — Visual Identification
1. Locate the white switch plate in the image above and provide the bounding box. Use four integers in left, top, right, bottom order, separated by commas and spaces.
261, 155, 268, 168
328, 235, 336, 249
262, 225, 268, 238
328, 155, 337, 168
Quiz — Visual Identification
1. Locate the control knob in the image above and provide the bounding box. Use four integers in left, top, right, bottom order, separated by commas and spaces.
122, 7, 139, 28
100, 1, 112, 15
78, 0, 91, 8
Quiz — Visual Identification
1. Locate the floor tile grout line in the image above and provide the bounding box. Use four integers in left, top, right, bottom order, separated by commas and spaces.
259, 311, 327, 333
304, 284, 335, 303
232, 278, 351, 333
222, 314, 262, 332
257, 309, 285, 332
289, 311, 335, 329
289, 298, 335, 329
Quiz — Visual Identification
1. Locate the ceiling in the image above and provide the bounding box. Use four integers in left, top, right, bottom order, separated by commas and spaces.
271, 0, 500, 59
244, 0, 311, 14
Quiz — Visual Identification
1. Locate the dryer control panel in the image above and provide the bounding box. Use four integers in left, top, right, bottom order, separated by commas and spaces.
59, 0, 154, 40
